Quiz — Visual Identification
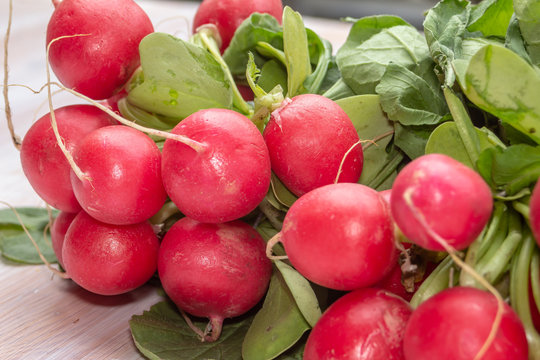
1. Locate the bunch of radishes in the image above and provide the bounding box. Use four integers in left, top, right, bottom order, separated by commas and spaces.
14, 0, 540, 359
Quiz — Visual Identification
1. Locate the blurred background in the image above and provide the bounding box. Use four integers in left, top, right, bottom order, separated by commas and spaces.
281, 0, 439, 28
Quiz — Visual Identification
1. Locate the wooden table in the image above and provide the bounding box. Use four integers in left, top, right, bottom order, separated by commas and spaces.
0, 1, 351, 359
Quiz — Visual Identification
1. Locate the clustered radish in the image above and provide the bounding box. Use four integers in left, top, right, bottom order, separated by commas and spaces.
11, 0, 540, 357
46, 0, 154, 100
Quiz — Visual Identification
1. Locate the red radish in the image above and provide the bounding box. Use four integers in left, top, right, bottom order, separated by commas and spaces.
390, 153, 493, 252
70, 125, 167, 225
158, 217, 272, 342
530, 180, 540, 246
263, 94, 363, 197
403, 286, 529, 360
46, 0, 154, 100
50, 211, 78, 267
279, 183, 397, 291
20, 105, 115, 213
161, 108, 271, 224
304, 288, 413, 360
62, 211, 159, 296
193, 0, 283, 52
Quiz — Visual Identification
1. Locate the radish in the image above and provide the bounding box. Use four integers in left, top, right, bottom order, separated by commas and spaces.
158, 217, 272, 342
304, 288, 413, 360
193, 0, 283, 52
390, 153, 493, 252
403, 286, 529, 360
530, 180, 540, 246
20, 105, 115, 213
276, 183, 397, 291
46, 0, 154, 100
161, 108, 271, 224
50, 211, 78, 267
70, 125, 167, 225
263, 94, 363, 197
62, 211, 159, 296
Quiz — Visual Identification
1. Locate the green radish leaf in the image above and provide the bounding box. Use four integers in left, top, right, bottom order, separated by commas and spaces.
423, 0, 470, 87
505, 15, 534, 64
322, 77, 355, 101
394, 123, 435, 160
242, 271, 310, 360
258, 60, 288, 95
223, 13, 284, 75
477, 144, 540, 195
117, 99, 176, 132
275, 260, 321, 327
461, 44, 540, 144
0, 207, 57, 264
336, 16, 431, 95
335, 95, 395, 186
303, 29, 333, 94
514, 0, 540, 66
467, 0, 514, 38
282, 6, 312, 97
453, 37, 505, 86
130, 300, 252, 360
127, 32, 232, 119
425, 121, 495, 168
376, 63, 449, 126
269, 173, 297, 209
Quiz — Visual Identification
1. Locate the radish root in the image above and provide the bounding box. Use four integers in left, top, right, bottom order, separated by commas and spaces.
266, 232, 288, 260
402, 188, 504, 360
3, 0, 21, 150
0, 201, 69, 279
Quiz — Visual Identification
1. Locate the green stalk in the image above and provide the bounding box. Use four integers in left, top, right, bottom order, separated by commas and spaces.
194, 28, 253, 116
443, 87, 481, 167
475, 209, 523, 285
477, 202, 508, 259
365, 150, 404, 190
531, 250, 540, 317
509, 232, 540, 359
410, 256, 455, 309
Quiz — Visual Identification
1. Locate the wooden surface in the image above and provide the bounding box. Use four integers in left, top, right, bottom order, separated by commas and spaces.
0, 1, 351, 359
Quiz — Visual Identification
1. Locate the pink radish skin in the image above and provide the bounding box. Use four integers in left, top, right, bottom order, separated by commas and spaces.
403, 286, 529, 360
62, 211, 159, 296
390, 153, 493, 252
158, 217, 272, 341
304, 288, 412, 360
280, 183, 397, 291
193, 0, 283, 52
161, 108, 271, 224
263, 94, 363, 197
530, 180, 540, 246
50, 211, 78, 267
46, 0, 154, 100
70, 125, 167, 225
20, 105, 115, 213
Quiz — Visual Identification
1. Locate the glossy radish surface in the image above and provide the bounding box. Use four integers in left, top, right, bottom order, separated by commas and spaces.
20, 105, 115, 213
403, 286, 529, 360
304, 288, 413, 360
158, 217, 272, 341
263, 94, 363, 197
46, 0, 154, 100
50, 211, 78, 267
281, 183, 396, 291
62, 211, 159, 296
161, 108, 271, 223
70, 125, 167, 225
193, 0, 283, 52
390, 153, 493, 251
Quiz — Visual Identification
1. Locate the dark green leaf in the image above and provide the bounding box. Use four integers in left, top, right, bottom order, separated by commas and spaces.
0, 207, 54, 230
242, 271, 310, 360
130, 300, 253, 360
376, 63, 449, 126
258, 60, 288, 95
303, 30, 333, 94
394, 123, 435, 159
127, 32, 232, 119
336, 16, 430, 94
223, 14, 284, 75
322, 78, 355, 100
505, 15, 534, 64
467, 0, 513, 38
423, 0, 471, 86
